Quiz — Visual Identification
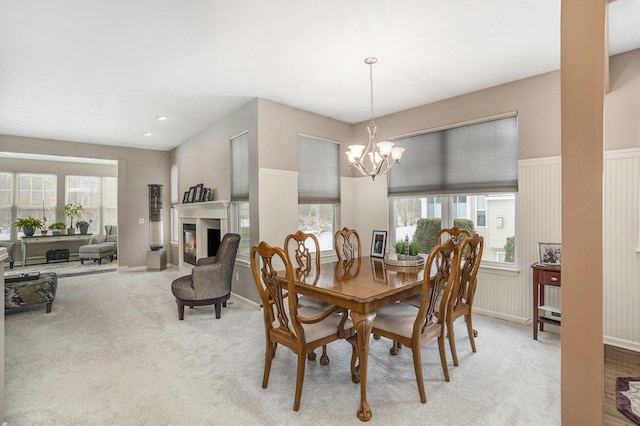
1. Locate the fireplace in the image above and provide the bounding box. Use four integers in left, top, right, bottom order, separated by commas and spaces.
174, 200, 229, 270
183, 224, 197, 265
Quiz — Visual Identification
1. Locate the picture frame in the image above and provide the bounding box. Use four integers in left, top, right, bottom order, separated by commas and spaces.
538, 242, 562, 265
371, 230, 387, 258
182, 191, 189, 204
200, 187, 209, 202
204, 188, 212, 202
187, 186, 196, 203
194, 183, 203, 203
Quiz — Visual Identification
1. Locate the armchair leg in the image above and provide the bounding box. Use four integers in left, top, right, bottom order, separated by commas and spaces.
176, 299, 185, 320
214, 299, 222, 319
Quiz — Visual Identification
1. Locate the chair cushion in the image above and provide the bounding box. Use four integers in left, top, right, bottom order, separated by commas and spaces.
373, 302, 437, 338
273, 305, 352, 342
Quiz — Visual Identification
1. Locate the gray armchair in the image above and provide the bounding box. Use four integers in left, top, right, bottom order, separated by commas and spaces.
0, 241, 18, 269
171, 233, 240, 320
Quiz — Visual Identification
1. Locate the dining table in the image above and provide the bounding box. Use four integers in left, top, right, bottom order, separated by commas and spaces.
288, 256, 426, 422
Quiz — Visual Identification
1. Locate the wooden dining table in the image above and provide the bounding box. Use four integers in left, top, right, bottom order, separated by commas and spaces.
289, 256, 426, 422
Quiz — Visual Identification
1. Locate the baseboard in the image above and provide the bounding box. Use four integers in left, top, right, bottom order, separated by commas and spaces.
474, 308, 530, 326
230, 292, 260, 310
604, 336, 640, 352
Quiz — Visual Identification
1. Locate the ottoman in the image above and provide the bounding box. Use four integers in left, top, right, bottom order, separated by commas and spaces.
79, 242, 115, 265
5, 272, 57, 313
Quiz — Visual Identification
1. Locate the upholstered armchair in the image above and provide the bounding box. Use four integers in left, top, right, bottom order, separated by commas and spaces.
0, 241, 18, 269
171, 233, 240, 320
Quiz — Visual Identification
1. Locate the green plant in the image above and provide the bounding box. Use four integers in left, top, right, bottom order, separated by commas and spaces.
49, 221, 66, 231
394, 241, 420, 256
76, 220, 90, 228
14, 216, 44, 230
504, 236, 515, 263
64, 203, 84, 228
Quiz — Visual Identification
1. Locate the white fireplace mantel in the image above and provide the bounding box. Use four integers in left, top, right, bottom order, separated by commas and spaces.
174, 200, 230, 270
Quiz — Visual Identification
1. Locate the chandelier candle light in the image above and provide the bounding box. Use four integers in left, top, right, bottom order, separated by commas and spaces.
345, 57, 405, 180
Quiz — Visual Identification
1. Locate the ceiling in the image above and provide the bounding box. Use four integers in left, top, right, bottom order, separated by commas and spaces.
1, 1, 639, 152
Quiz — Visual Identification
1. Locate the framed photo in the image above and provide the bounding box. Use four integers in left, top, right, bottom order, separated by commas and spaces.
187, 186, 196, 203
194, 183, 203, 202
538, 242, 562, 265
204, 188, 212, 202
182, 191, 189, 204
371, 230, 387, 258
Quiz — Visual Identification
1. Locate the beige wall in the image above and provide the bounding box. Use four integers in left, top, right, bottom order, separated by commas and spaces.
0, 135, 171, 269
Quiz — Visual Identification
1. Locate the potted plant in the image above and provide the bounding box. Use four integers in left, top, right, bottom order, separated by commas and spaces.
76, 220, 91, 235
64, 203, 84, 234
14, 216, 44, 237
49, 221, 66, 236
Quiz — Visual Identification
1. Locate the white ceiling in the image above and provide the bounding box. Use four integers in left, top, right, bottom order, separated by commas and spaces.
1, 1, 639, 152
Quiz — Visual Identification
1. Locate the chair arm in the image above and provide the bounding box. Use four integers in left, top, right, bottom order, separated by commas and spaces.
196, 256, 217, 266
0, 241, 18, 261
297, 305, 343, 324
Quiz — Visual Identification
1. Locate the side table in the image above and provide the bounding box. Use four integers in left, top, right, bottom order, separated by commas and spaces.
531, 263, 561, 340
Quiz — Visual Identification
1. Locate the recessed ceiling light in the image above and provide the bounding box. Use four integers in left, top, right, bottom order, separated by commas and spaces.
156, 116, 168, 121
143, 132, 152, 137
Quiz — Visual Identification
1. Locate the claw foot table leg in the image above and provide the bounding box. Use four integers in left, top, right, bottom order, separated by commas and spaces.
350, 310, 376, 422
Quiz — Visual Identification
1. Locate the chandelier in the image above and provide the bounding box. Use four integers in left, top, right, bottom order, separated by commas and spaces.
345, 57, 405, 180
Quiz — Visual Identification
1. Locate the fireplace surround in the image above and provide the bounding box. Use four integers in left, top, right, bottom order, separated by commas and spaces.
174, 200, 229, 270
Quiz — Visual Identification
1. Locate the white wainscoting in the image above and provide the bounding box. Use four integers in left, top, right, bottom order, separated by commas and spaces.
474, 150, 640, 351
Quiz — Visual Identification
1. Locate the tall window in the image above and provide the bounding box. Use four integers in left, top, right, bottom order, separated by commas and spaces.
17, 173, 57, 237
388, 115, 518, 266
0, 172, 14, 240
66, 176, 117, 232
231, 132, 250, 257
297, 134, 340, 252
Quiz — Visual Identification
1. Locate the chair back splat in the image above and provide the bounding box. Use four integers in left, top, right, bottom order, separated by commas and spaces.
251, 240, 358, 412
334, 227, 361, 261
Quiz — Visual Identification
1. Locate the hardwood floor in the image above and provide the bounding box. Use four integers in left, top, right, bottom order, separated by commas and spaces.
604, 345, 640, 425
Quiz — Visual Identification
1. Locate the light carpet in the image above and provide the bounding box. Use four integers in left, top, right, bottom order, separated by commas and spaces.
4, 269, 561, 425
4, 258, 117, 279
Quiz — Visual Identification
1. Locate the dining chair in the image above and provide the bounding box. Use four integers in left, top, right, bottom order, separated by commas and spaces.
334, 227, 361, 261
446, 233, 484, 366
250, 240, 358, 412
284, 230, 333, 361
436, 226, 471, 245
371, 238, 459, 403
402, 226, 471, 309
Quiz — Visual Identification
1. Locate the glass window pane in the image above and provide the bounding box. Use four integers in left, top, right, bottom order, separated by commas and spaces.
236, 202, 250, 256
298, 204, 335, 251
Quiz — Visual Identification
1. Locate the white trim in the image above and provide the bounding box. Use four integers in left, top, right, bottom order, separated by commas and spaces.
604, 336, 640, 352
259, 168, 297, 178
519, 156, 561, 167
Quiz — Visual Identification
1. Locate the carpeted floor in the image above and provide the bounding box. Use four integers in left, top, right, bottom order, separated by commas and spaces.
4, 268, 561, 425
4, 258, 117, 279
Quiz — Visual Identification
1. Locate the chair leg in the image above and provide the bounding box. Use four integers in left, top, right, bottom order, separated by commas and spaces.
293, 353, 307, 411
307, 351, 316, 361
448, 317, 459, 367
176, 299, 185, 320
262, 340, 275, 389
214, 299, 222, 319
438, 334, 450, 382
411, 345, 427, 404
319, 345, 329, 365
466, 313, 477, 352
390, 340, 401, 356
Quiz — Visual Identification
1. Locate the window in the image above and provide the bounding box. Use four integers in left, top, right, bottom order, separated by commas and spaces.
297, 135, 340, 252
0, 172, 14, 240
66, 175, 117, 232
388, 115, 518, 266
17, 173, 57, 237
391, 194, 516, 265
231, 132, 250, 257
